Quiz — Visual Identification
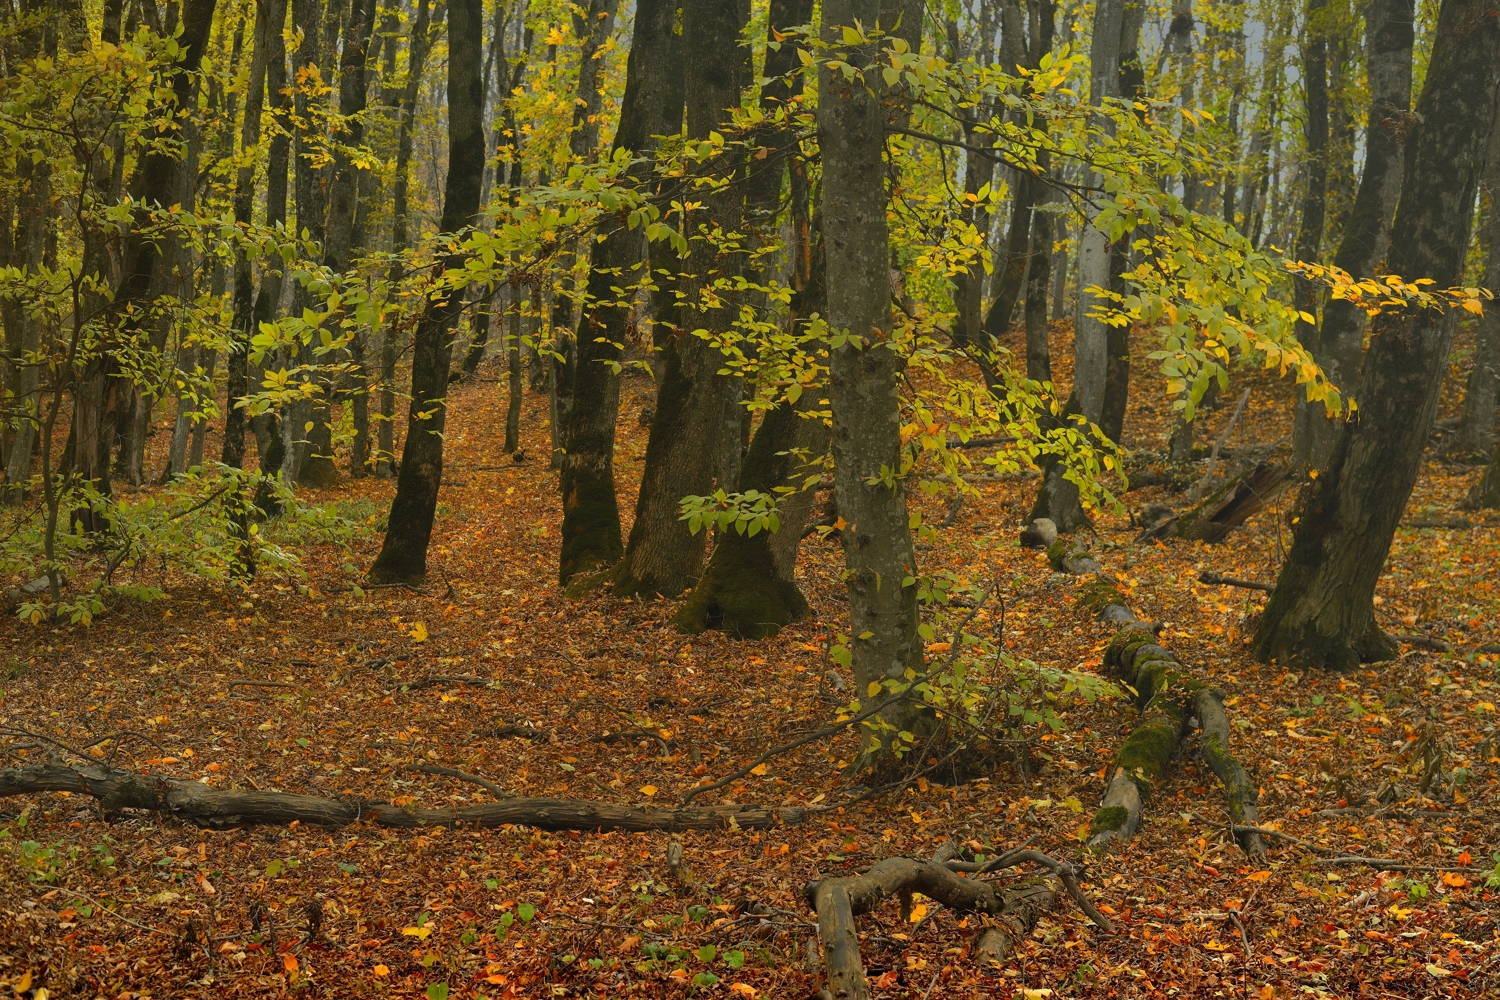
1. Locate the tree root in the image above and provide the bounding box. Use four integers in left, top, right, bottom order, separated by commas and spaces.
0, 761, 807, 832
1088, 627, 1263, 857
804, 860, 1063, 998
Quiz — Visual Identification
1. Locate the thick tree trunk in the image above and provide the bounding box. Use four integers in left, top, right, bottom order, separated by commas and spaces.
224, 0, 280, 471
1296, 0, 1413, 468
1457, 125, 1500, 457
818, 0, 928, 753
557, 0, 684, 587
614, 0, 746, 600
1254, 0, 1500, 672
365, 0, 485, 585
1288, 0, 1330, 467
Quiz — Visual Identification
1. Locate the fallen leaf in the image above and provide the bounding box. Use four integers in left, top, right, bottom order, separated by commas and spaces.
283, 953, 299, 974
639, 785, 657, 797
401, 925, 433, 939
1425, 963, 1452, 978
1245, 870, 1272, 882
373, 964, 390, 977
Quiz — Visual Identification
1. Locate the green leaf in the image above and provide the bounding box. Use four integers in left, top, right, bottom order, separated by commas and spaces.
697, 944, 717, 963
517, 902, 535, 923
427, 984, 449, 1000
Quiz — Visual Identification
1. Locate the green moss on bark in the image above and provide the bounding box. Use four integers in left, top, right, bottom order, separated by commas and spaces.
1115, 718, 1179, 797
1105, 629, 1154, 670
1089, 805, 1129, 838
673, 527, 809, 639
1077, 577, 1127, 614
559, 471, 623, 587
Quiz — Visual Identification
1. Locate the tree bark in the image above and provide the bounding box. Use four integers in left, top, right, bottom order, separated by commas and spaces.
557, 0, 684, 587
250, 0, 292, 477
365, 0, 485, 585
1457, 122, 1500, 457
1288, 0, 1330, 468
224, 0, 280, 471
818, 0, 928, 753
1098, 0, 1141, 445
1296, 0, 1413, 468
614, 0, 746, 600
1254, 0, 1500, 672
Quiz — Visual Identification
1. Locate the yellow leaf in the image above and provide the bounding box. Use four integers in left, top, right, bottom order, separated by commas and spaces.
1425, 963, 1452, 978
401, 925, 433, 939
908, 902, 927, 923
639, 785, 658, 797
409, 621, 428, 643
1245, 870, 1272, 883
373, 964, 390, 977
545, 26, 565, 45
749, 763, 768, 776
1204, 939, 1229, 951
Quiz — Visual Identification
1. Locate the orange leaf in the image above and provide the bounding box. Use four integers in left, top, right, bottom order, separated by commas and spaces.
283, 953, 299, 974
1440, 872, 1468, 888
373, 964, 389, 977
1245, 870, 1272, 883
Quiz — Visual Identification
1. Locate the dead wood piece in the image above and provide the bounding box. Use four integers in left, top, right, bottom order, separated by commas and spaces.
406, 763, 507, 799
1047, 536, 1102, 575
1399, 634, 1456, 654
938, 495, 964, 528
1198, 571, 1275, 592
1402, 518, 1472, 530
483, 724, 547, 741
1176, 462, 1291, 543
1480, 644, 1500, 655
0, 761, 806, 833
1191, 689, 1266, 859
227, 680, 298, 691
972, 878, 1061, 964
403, 674, 489, 690
804, 858, 1062, 997
1183, 388, 1251, 505
1315, 856, 1483, 873
1134, 502, 1180, 543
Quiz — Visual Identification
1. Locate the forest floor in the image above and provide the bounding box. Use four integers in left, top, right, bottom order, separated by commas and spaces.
2, 323, 1499, 1000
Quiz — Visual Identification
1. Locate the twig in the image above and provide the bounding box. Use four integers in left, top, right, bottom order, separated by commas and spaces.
920, 968, 942, 1000
227, 680, 298, 691
405, 763, 508, 799
1198, 571, 1274, 592
1315, 856, 1483, 873
1184, 389, 1251, 504
1229, 908, 1251, 959
1186, 812, 1335, 854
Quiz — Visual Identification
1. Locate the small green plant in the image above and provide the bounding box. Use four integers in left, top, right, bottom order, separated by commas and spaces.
1404, 878, 1430, 902
17, 839, 61, 882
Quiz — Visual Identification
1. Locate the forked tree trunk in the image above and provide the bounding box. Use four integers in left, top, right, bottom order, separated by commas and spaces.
614, 0, 745, 600
1254, 0, 1500, 671
365, 0, 485, 585
819, 0, 928, 753
1296, 0, 1413, 468
557, 0, 684, 587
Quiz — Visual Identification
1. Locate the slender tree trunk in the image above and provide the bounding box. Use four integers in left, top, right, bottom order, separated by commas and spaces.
557, 0, 684, 587
224, 0, 279, 470
1029, 0, 1119, 532
818, 0, 928, 754
502, 23, 538, 452
1289, 0, 1330, 468
1253, 0, 1500, 672
251, 0, 292, 477
1456, 94, 1500, 457
1098, 0, 1141, 445
614, 0, 745, 600
1297, 0, 1413, 468
365, 0, 484, 585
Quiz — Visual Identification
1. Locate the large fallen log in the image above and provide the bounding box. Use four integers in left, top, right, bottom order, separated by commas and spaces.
1088, 629, 1265, 857
0, 761, 806, 832
1176, 461, 1291, 543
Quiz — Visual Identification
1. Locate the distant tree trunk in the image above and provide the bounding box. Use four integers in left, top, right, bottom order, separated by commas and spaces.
380, 0, 443, 477
1098, 0, 1141, 446
365, 0, 484, 585
944, 2, 994, 354
1456, 115, 1500, 457
251, 0, 291, 476
224, 0, 279, 471
557, 0, 684, 587
1254, 0, 1500, 672
1296, 0, 1413, 468
1029, 0, 1119, 532
1288, 0, 1330, 468
325, 0, 377, 476
613, 0, 746, 600
819, 0, 929, 753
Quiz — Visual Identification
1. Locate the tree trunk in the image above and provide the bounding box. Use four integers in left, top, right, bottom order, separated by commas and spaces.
224, 0, 280, 471
818, 0, 928, 753
1296, 0, 1413, 468
1288, 0, 1330, 468
613, 0, 746, 600
1098, 0, 1141, 446
1254, 0, 1500, 672
557, 0, 684, 587
1457, 121, 1500, 457
1029, 0, 1119, 532
251, 0, 292, 477
365, 0, 485, 586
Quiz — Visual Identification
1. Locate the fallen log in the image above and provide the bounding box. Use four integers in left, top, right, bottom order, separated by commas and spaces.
1175, 461, 1291, 543
1046, 536, 1102, 575
0, 761, 806, 833
1198, 571, 1274, 592
1089, 629, 1264, 857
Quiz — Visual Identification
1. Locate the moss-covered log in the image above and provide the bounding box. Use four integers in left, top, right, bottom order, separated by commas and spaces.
1088, 627, 1262, 855
1047, 536, 1101, 574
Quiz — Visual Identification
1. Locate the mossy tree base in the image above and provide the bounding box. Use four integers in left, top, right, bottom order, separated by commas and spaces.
673, 528, 809, 638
